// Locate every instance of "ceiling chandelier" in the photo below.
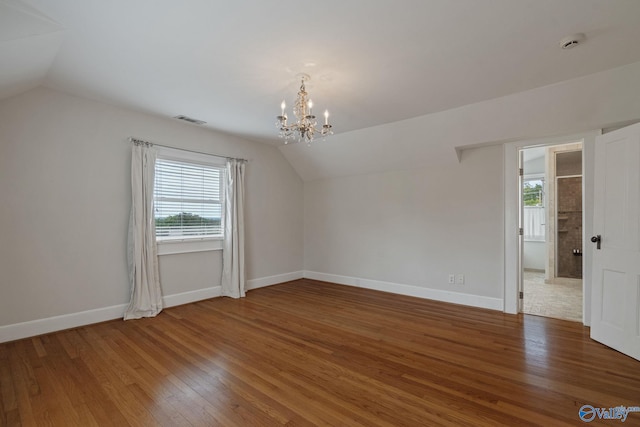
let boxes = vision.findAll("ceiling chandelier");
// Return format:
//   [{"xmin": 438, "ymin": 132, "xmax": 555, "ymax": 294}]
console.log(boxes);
[{"xmin": 276, "ymin": 73, "xmax": 333, "ymax": 144}]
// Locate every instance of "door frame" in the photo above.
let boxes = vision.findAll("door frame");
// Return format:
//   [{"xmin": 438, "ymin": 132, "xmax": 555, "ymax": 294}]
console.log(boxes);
[{"xmin": 503, "ymin": 131, "xmax": 599, "ymax": 325}]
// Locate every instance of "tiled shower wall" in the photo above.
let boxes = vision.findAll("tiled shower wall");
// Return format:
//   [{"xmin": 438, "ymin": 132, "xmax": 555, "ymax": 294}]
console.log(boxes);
[{"xmin": 557, "ymin": 176, "xmax": 582, "ymax": 278}]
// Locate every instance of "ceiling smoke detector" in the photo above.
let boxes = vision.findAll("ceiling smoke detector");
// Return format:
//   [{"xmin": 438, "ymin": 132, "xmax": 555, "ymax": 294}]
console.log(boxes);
[
  {"xmin": 173, "ymin": 115, "xmax": 206, "ymax": 125},
  {"xmin": 559, "ymin": 33, "xmax": 586, "ymax": 49}
]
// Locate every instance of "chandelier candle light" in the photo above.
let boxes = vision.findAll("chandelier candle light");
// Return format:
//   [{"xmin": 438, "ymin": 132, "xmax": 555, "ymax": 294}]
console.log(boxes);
[{"xmin": 276, "ymin": 74, "xmax": 333, "ymax": 144}]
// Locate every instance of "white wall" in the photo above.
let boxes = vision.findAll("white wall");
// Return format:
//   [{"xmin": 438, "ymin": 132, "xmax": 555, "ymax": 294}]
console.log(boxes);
[
  {"xmin": 0, "ymin": 87, "xmax": 303, "ymax": 338},
  {"xmin": 523, "ymin": 156, "xmax": 544, "ymax": 175},
  {"xmin": 304, "ymin": 145, "xmax": 504, "ymax": 309},
  {"xmin": 523, "ymin": 242, "xmax": 545, "ymax": 271},
  {"xmin": 290, "ymin": 60, "xmax": 640, "ymax": 312}
]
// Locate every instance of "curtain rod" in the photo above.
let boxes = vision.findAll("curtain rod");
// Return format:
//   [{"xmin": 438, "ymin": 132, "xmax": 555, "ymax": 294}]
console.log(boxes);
[{"xmin": 128, "ymin": 137, "xmax": 248, "ymax": 162}]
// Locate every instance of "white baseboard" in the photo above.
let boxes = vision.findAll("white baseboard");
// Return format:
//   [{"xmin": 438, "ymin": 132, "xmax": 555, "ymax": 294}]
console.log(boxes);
[
  {"xmin": 163, "ymin": 286, "xmax": 221, "ymax": 307},
  {"xmin": 246, "ymin": 270, "xmax": 304, "ymax": 290},
  {"xmin": 304, "ymin": 271, "xmax": 503, "ymax": 311},
  {"xmin": 0, "ymin": 303, "xmax": 128, "ymax": 344},
  {"xmin": 0, "ymin": 286, "xmax": 223, "ymax": 343},
  {"xmin": 0, "ymin": 270, "xmax": 303, "ymax": 343},
  {"xmin": 2, "ymin": 270, "xmax": 490, "ymax": 343}
]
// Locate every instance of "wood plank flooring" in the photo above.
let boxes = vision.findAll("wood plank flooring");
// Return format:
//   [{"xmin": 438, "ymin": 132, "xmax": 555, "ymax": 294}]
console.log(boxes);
[{"xmin": 1, "ymin": 279, "xmax": 639, "ymax": 426}]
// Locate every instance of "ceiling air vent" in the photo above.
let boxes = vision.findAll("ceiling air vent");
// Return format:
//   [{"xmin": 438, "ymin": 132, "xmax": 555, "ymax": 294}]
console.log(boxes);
[{"xmin": 173, "ymin": 115, "xmax": 206, "ymax": 125}]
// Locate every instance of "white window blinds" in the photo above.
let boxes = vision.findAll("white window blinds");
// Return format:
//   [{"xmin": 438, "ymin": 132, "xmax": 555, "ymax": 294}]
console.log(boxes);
[{"xmin": 154, "ymin": 158, "xmax": 224, "ymax": 240}]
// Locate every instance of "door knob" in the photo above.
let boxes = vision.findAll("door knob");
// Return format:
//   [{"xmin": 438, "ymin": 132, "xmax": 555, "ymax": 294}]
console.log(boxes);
[{"xmin": 591, "ymin": 235, "xmax": 601, "ymax": 250}]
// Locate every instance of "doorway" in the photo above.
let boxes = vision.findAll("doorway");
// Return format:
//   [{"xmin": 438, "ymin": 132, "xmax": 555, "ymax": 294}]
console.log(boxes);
[{"xmin": 520, "ymin": 143, "xmax": 583, "ymax": 322}]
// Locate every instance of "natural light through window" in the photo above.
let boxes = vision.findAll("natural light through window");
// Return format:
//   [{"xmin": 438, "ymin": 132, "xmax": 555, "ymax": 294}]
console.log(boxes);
[
  {"xmin": 154, "ymin": 157, "xmax": 224, "ymax": 241},
  {"xmin": 523, "ymin": 177, "xmax": 545, "ymax": 241}
]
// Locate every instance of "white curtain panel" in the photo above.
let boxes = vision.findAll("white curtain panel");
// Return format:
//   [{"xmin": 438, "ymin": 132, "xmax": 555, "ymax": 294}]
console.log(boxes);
[
  {"xmin": 124, "ymin": 144, "xmax": 163, "ymax": 320},
  {"xmin": 221, "ymin": 159, "xmax": 246, "ymax": 298},
  {"xmin": 524, "ymin": 206, "xmax": 545, "ymax": 241}
]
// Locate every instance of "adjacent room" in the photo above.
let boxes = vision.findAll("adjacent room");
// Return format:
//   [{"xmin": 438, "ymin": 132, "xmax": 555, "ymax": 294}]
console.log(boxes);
[
  {"xmin": 2, "ymin": 1, "xmax": 640, "ymax": 425},
  {"xmin": 521, "ymin": 143, "xmax": 584, "ymax": 322}
]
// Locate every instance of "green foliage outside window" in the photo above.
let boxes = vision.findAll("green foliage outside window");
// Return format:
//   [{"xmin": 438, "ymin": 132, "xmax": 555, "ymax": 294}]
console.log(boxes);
[
  {"xmin": 523, "ymin": 181, "xmax": 543, "ymax": 206},
  {"xmin": 155, "ymin": 212, "xmax": 221, "ymax": 236}
]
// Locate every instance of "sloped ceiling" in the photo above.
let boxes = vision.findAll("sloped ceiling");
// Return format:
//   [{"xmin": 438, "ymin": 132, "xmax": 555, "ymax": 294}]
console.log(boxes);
[
  {"xmin": 280, "ymin": 60, "xmax": 640, "ymax": 181},
  {"xmin": 4, "ymin": 0, "xmax": 640, "ymax": 146},
  {"xmin": 0, "ymin": 0, "xmax": 63, "ymax": 99}
]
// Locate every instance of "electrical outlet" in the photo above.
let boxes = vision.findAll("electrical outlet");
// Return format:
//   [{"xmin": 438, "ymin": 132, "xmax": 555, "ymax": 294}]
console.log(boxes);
[
  {"xmin": 456, "ymin": 274, "xmax": 465, "ymax": 284},
  {"xmin": 448, "ymin": 274, "xmax": 455, "ymax": 284}
]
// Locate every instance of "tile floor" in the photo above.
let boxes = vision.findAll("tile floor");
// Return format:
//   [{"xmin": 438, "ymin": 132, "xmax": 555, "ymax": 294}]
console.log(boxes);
[{"xmin": 523, "ymin": 270, "xmax": 582, "ymax": 322}]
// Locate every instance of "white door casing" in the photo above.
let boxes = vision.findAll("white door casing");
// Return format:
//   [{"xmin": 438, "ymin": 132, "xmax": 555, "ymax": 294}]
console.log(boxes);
[
  {"xmin": 504, "ymin": 131, "xmax": 597, "ymax": 321},
  {"xmin": 590, "ymin": 122, "xmax": 640, "ymax": 361},
  {"xmin": 518, "ymin": 149, "xmax": 525, "ymax": 313}
]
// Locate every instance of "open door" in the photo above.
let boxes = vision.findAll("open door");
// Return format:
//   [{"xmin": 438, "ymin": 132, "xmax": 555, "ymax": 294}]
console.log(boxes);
[
  {"xmin": 517, "ymin": 149, "xmax": 525, "ymax": 313},
  {"xmin": 590, "ymin": 122, "xmax": 640, "ymax": 361}
]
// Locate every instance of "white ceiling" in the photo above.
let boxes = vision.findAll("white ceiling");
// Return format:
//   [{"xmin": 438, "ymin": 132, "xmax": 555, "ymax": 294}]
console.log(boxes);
[
  {"xmin": 3, "ymin": 0, "xmax": 640, "ymax": 144},
  {"xmin": 523, "ymin": 146, "xmax": 547, "ymax": 163}
]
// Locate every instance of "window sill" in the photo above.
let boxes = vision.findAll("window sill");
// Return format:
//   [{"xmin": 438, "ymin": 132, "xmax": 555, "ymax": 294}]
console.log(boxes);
[{"xmin": 157, "ymin": 238, "xmax": 223, "ymax": 256}]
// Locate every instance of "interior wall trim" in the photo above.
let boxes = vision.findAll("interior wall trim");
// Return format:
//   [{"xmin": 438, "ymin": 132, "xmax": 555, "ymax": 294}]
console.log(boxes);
[
  {"xmin": 0, "ymin": 287, "xmax": 222, "ymax": 343},
  {"xmin": 303, "ymin": 271, "xmax": 503, "ymax": 311},
  {"xmin": 0, "ymin": 269, "xmax": 499, "ymax": 343},
  {"xmin": 0, "ymin": 302, "xmax": 130, "ymax": 344},
  {"xmin": 246, "ymin": 271, "xmax": 304, "ymax": 290},
  {"xmin": 0, "ymin": 270, "xmax": 305, "ymax": 343}
]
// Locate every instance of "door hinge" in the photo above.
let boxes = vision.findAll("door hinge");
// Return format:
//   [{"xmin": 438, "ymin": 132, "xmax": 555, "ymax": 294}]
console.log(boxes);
[
  {"xmin": 519, "ymin": 227, "xmax": 524, "ymax": 236},
  {"xmin": 519, "ymin": 168, "xmax": 524, "ymax": 176},
  {"xmin": 519, "ymin": 291, "xmax": 524, "ymax": 299}
]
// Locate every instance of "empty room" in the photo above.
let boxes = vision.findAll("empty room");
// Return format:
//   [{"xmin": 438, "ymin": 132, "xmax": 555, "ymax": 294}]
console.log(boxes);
[{"xmin": 2, "ymin": 1, "xmax": 640, "ymax": 425}]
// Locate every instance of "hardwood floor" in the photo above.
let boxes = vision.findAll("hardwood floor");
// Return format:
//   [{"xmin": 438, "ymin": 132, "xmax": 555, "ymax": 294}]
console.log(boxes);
[{"xmin": 1, "ymin": 279, "xmax": 639, "ymax": 426}]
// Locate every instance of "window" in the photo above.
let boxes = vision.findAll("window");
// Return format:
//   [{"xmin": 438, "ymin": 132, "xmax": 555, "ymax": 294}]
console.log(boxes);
[
  {"xmin": 523, "ymin": 177, "xmax": 545, "ymax": 241},
  {"xmin": 523, "ymin": 178, "xmax": 544, "ymax": 207},
  {"xmin": 153, "ymin": 148, "xmax": 225, "ymax": 252}
]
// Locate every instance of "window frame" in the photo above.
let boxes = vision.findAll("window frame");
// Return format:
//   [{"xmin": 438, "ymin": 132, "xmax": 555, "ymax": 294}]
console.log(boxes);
[{"xmin": 153, "ymin": 146, "xmax": 226, "ymax": 255}]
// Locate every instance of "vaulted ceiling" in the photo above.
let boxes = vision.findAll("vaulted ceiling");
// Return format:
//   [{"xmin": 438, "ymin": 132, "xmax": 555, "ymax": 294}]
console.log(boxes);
[{"xmin": 3, "ymin": 0, "xmax": 640, "ymax": 144}]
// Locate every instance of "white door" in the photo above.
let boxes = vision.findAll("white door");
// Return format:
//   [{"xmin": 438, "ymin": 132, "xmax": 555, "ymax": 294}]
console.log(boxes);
[
  {"xmin": 590, "ymin": 122, "xmax": 640, "ymax": 361},
  {"xmin": 518, "ymin": 149, "xmax": 525, "ymax": 313}
]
